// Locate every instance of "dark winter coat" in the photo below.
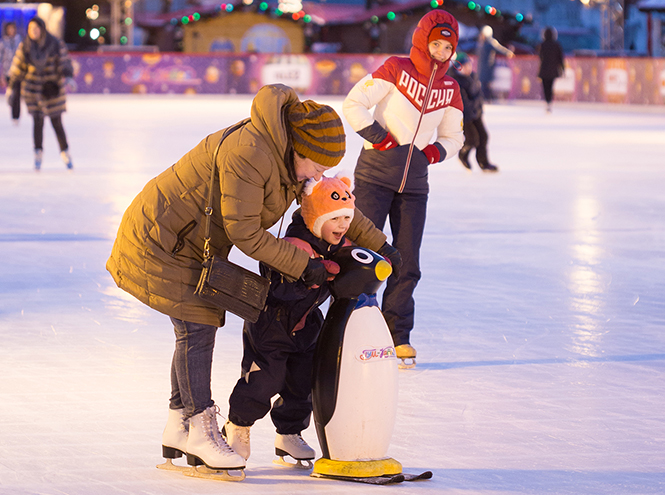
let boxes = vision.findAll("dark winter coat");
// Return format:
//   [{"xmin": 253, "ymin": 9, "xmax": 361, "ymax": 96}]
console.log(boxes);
[
  {"xmin": 8, "ymin": 17, "xmax": 73, "ymax": 117},
  {"xmin": 1, "ymin": 26, "xmax": 21, "ymax": 79},
  {"xmin": 476, "ymin": 35, "xmax": 512, "ymax": 85},
  {"xmin": 538, "ymin": 29, "xmax": 565, "ymax": 81},
  {"xmin": 249, "ymin": 210, "xmax": 348, "ymax": 345},
  {"xmin": 448, "ymin": 67, "xmax": 483, "ymax": 123},
  {"xmin": 106, "ymin": 84, "xmax": 387, "ymax": 327}
]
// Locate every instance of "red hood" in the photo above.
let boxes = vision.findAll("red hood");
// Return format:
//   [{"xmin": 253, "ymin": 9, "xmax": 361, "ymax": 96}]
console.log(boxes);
[{"xmin": 409, "ymin": 10, "xmax": 459, "ymax": 79}]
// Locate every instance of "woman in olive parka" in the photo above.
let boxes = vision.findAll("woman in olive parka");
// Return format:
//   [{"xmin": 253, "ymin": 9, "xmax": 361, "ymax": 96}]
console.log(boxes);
[{"xmin": 107, "ymin": 84, "xmax": 398, "ymax": 473}]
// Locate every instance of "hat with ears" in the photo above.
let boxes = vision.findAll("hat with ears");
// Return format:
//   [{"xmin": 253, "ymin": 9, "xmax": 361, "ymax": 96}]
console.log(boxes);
[{"xmin": 301, "ymin": 173, "xmax": 355, "ymax": 238}]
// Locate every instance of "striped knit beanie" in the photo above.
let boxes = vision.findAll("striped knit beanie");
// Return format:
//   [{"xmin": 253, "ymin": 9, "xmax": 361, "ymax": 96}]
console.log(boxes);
[{"xmin": 287, "ymin": 100, "xmax": 346, "ymax": 168}]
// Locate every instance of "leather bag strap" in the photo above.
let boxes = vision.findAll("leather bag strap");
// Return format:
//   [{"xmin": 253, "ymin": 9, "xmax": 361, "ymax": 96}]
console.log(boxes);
[{"xmin": 202, "ymin": 118, "xmax": 250, "ymax": 260}]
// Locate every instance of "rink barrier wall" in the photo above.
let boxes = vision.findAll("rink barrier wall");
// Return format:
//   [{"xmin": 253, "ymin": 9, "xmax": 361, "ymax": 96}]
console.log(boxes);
[{"xmin": 68, "ymin": 53, "xmax": 665, "ymax": 105}]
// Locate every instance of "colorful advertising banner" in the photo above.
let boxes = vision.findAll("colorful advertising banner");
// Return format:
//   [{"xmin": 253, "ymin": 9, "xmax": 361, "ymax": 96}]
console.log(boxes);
[{"xmin": 70, "ymin": 52, "xmax": 665, "ymax": 105}]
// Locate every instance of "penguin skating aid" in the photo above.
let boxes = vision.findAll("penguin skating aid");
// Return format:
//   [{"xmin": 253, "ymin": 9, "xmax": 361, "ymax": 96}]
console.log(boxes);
[{"xmin": 310, "ymin": 247, "xmax": 431, "ymax": 484}]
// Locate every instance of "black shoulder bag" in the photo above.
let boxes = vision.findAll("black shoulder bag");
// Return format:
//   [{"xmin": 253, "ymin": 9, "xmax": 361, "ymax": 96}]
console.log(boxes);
[{"xmin": 194, "ymin": 119, "xmax": 270, "ymax": 323}]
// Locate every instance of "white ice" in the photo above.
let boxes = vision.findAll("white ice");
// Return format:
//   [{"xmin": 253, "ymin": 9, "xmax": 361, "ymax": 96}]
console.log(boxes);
[{"xmin": 1, "ymin": 95, "xmax": 664, "ymax": 495}]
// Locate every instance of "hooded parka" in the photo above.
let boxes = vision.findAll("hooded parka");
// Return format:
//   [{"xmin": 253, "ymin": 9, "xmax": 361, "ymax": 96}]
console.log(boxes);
[
  {"xmin": 342, "ymin": 9, "xmax": 464, "ymax": 194},
  {"xmin": 106, "ymin": 84, "xmax": 387, "ymax": 327}
]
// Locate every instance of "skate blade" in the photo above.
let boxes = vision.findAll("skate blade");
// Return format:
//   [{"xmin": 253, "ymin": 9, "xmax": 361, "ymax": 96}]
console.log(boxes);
[
  {"xmin": 398, "ymin": 358, "xmax": 416, "ymax": 370},
  {"xmin": 273, "ymin": 456, "xmax": 313, "ymax": 470},
  {"xmin": 182, "ymin": 465, "xmax": 246, "ymax": 482},
  {"xmin": 156, "ymin": 459, "xmax": 189, "ymax": 472}
]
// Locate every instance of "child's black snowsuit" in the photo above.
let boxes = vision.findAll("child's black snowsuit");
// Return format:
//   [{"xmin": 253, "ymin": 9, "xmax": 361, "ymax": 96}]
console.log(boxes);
[{"xmin": 228, "ymin": 209, "xmax": 348, "ymax": 434}]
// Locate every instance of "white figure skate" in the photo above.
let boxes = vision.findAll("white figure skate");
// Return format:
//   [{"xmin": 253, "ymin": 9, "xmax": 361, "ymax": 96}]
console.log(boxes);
[
  {"xmin": 222, "ymin": 420, "xmax": 251, "ymax": 460},
  {"xmin": 156, "ymin": 408, "xmax": 189, "ymax": 472},
  {"xmin": 183, "ymin": 406, "xmax": 246, "ymax": 481},
  {"xmin": 273, "ymin": 433, "xmax": 315, "ymax": 469}
]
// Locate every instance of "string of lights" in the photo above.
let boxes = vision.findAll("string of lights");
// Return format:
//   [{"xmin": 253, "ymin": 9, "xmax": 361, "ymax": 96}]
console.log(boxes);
[{"xmin": 74, "ymin": 0, "xmax": 529, "ymax": 47}]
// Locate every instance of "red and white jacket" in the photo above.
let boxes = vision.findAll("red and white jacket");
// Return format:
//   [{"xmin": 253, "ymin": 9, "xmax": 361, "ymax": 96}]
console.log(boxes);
[
  {"xmin": 343, "ymin": 10, "xmax": 464, "ymax": 194},
  {"xmin": 344, "ymin": 57, "xmax": 464, "ymax": 155}
]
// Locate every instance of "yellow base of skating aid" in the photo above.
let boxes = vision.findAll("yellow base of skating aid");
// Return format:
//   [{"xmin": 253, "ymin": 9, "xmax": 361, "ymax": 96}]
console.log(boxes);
[{"xmin": 312, "ymin": 457, "xmax": 402, "ymax": 478}]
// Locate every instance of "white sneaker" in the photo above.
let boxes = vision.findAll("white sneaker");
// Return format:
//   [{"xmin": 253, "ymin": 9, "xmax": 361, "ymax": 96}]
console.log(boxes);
[
  {"xmin": 161, "ymin": 408, "xmax": 188, "ymax": 459},
  {"xmin": 275, "ymin": 433, "xmax": 315, "ymax": 460},
  {"xmin": 60, "ymin": 150, "xmax": 73, "ymax": 169},
  {"xmin": 223, "ymin": 420, "xmax": 251, "ymax": 460},
  {"xmin": 34, "ymin": 149, "xmax": 43, "ymax": 171},
  {"xmin": 186, "ymin": 406, "xmax": 245, "ymax": 470}
]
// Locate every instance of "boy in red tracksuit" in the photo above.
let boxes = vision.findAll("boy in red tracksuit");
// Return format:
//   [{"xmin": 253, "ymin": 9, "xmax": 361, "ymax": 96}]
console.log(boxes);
[{"xmin": 343, "ymin": 10, "xmax": 464, "ymax": 367}]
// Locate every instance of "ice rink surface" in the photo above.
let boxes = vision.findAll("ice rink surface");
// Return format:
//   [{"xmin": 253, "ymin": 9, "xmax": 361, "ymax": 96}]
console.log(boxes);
[{"xmin": 1, "ymin": 94, "xmax": 664, "ymax": 495}]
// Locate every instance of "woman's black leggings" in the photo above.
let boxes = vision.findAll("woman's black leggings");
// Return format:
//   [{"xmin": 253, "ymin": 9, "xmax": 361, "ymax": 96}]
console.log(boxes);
[
  {"xmin": 542, "ymin": 78, "xmax": 555, "ymax": 104},
  {"xmin": 33, "ymin": 114, "xmax": 68, "ymax": 152},
  {"xmin": 8, "ymin": 79, "xmax": 20, "ymax": 120}
]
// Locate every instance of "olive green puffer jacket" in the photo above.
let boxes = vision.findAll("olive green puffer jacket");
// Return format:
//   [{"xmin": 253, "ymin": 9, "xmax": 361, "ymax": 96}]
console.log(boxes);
[{"xmin": 107, "ymin": 84, "xmax": 386, "ymax": 327}]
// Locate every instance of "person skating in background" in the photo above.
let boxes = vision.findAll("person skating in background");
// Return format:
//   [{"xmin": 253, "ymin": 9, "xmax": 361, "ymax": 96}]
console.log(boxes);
[
  {"xmin": 224, "ymin": 174, "xmax": 397, "ymax": 465},
  {"xmin": 343, "ymin": 9, "xmax": 464, "ymax": 368},
  {"xmin": 538, "ymin": 27, "xmax": 565, "ymax": 113},
  {"xmin": 475, "ymin": 25, "xmax": 514, "ymax": 103},
  {"xmin": 107, "ymin": 84, "xmax": 394, "ymax": 477},
  {"xmin": 6, "ymin": 16, "xmax": 76, "ymax": 171},
  {"xmin": 448, "ymin": 52, "xmax": 498, "ymax": 173},
  {"xmin": 1, "ymin": 21, "xmax": 22, "ymax": 123}
]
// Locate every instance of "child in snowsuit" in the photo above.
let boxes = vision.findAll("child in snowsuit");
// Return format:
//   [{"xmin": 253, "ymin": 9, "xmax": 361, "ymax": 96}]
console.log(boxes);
[
  {"xmin": 447, "ymin": 52, "xmax": 498, "ymax": 172},
  {"xmin": 223, "ymin": 174, "xmax": 400, "ymax": 463},
  {"xmin": 343, "ymin": 9, "xmax": 464, "ymax": 365}
]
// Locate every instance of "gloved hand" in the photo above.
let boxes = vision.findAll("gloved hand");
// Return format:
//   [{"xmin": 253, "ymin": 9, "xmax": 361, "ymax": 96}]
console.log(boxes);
[
  {"xmin": 422, "ymin": 144, "xmax": 441, "ymax": 164},
  {"xmin": 301, "ymin": 257, "xmax": 329, "ymax": 288},
  {"xmin": 377, "ymin": 242, "xmax": 402, "ymax": 279},
  {"xmin": 284, "ymin": 236, "xmax": 315, "ymax": 257},
  {"xmin": 64, "ymin": 77, "xmax": 78, "ymax": 93},
  {"xmin": 372, "ymin": 132, "xmax": 398, "ymax": 151},
  {"xmin": 321, "ymin": 259, "xmax": 340, "ymax": 281}
]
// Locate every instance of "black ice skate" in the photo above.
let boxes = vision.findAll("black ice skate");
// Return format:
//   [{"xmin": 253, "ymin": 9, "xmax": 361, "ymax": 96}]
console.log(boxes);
[
  {"xmin": 458, "ymin": 149, "xmax": 472, "ymax": 170},
  {"xmin": 479, "ymin": 163, "xmax": 499, "ymax": 173}
]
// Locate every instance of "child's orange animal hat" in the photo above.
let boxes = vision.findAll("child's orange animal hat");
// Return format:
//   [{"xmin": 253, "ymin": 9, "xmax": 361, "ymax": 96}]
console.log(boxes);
[{"xmin": 301, "ymin": 173, "xmax": 355, "ymax": 238}]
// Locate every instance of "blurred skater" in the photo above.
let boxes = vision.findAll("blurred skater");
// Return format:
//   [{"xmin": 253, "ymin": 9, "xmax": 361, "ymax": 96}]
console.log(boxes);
[
  {"xmin": 448, "ymin": 52, "xmax": 498, "ymax": 172},
  {"xmin": 475, "ymin": 25, "xmax": 514, "ymax": 102},
  {"xmin": 1, "ymin": 21, "xmax": 22, "ymax": 123},
  {"xmin": 538, "ymin": 27, "xmax": 565, "ymax": 113},
  {"xmin": 7, "ymin": 17, "xmax": 76, "ymax": 171},
  {"xmin": 343, "ymin": 9, "xmax": 464, "ymax": 367}
]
